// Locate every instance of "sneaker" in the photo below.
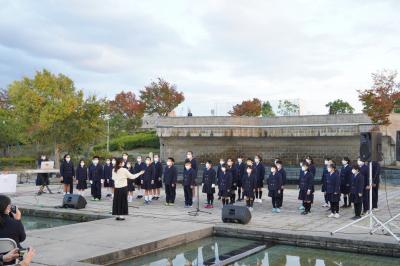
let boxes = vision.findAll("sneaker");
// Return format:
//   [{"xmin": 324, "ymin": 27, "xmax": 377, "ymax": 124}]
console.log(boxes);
[
  {"xmin": 91, "ymin": 197, "xmax": 96, "ymax": 201},
  {"xmin": 328, "ymin": 213, "xmax": 335, "ymax": 218},
  {"xmin": 249, "ymin": 207, "xmax": 253, "ymax": 212},
  {"xmin": 301, "ymin": 211, "xmax": 309, "ymax": 215},
  {"xmin": 299, "ymin": 205, "xmax": 305, "ymax": 210},
  {"xmin": 372, "ymin": 208, "xmax": 379, "ymax": 211},
  {"xmin": 259, "ymin": 199, "xmax": 263, "ymax": 203},
  {"xmin": 128, "ymin": 196, "xmax": 133, "ymax": 203},
  {"xmin": 352, "ymin": 216, "xmax": 361, "ymax": 220},
  {"xmin": 209, "ymin": 204, "xmax": 214, "ymax": 208},
  {"xmin": 276, "ymin": 208, "xmax": 281, "ymax": 213},
  {"xmin": 334, "ymin": 213, "xmax": 340, "ymax": 219},
  {"xmin": 136, "ymin": 195, "xmax": 142, "ymax": 199},
  {"xmin": 272, "ymin": 208, "xmax": 276, "ymax": 213},
  {"xmin": 169, "ymin": 203, "xmax": 175, "ymax": 206},
  {"xmin": 204, "ymin": 204, "xmax": 210, "ymax": 209},
  {"xmin": 165, "ymin": 203, "xmax": 170, "ymax": 206},
  {"xmin": 322, "ymin": 203, "xmax": 329, "ymax": 207}
]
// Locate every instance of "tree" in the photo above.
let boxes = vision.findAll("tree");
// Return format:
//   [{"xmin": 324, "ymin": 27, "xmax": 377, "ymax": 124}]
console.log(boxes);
[
  {"xmin": 0, "ymin": 89, "xmax": 22, "ymax": 156},
  {"xmin": 140, "ymin": 78, "xmax": 184, "ymax": 116},
  {"xmin": 261, "ymin": 101, "xmax": 275, "ymax": 117},
  {"xmin": 7, "ymin": 69, "xmax": 106, "ymax": 166},
  {"xmin": 358, "ymin": 70, "xmax": 400, "ymax": 125},
  {"xmin": 228, "ymin": 98, "xmax": 262, "ymax": 116},
  {"xmin": 325, "ymin": 99, "xmax": 354, "ymax": 114},
  {"xmin": 277, "ymin": 100, "xmax": 300, "ymax": 116},
  {"xmin": 108, "ymin": 91, "xmax": 145, "ymax": 137}
]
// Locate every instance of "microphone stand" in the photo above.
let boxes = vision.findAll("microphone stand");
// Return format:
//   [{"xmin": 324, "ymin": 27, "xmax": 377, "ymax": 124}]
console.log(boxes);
[{"xmin": 188, "ymin": 180, "xmax": 212, "ymax": 216}]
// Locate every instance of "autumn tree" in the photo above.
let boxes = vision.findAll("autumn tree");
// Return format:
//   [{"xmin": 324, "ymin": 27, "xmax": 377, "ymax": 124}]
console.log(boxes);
[
  {"xmin": 358, "ymin": 70, "xmax": 400, "ymax": 125},
  {"xmin": 0, "ymin": 89, "xmax": 22, "ymax": 156},
  {"xmin": 261, "ymin": 101, "xmax": 275, "ymax": 117},
  {"xmin": 228, "ymin": 98, "xmax": 262, "ymax": 116},
  {"xmin": 277, "ymin": 100, "xmax": 300, "ymax": 116},
  {"xmin": 108, "ymin": 91, "xmax": 145, "ymax": 137},
  {"xmin": 325, "ymin": 99, "xmax": 354, "ymax": 114},
  {"xmin": 140, "ymin": 78, "xmax": 184, "ymax": 116}
]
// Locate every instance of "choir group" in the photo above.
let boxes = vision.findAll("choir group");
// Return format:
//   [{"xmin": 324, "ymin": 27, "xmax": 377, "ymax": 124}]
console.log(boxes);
[{"xmin": 35, "ymin": 151, "xmax": 381, "ymax": 221}]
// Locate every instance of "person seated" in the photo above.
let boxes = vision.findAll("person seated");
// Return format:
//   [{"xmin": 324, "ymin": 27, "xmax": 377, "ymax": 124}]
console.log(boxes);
[{"xmin": 0, "ymin": 247, "xmax": 35, "ymax": 266}]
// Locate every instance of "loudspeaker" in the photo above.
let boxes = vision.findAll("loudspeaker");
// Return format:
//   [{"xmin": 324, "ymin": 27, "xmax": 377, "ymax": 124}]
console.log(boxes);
[
  {"xmin": 360, "ymin": 132, "xmax": 383, "ymax": 162},
  {"xmin": 221, "ymin": 205, "xmax": 251, "ymax": 224},
  {"xmin": 62, "ymin": 194, "xmax": 87, "ymax": 209}
]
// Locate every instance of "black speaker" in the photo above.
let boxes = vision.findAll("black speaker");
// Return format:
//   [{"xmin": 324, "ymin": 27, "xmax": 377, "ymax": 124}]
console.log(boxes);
[
  {"xmin": 360, "ymin": 132, "xmax": 383, "ymax": 162},
  {"xmin": 221, "ymin": 205, "xmax": 251, "ymax": 224},
  {"xmin": 62, "ymin": 194, "xmax": 87, "ymax": 209}
]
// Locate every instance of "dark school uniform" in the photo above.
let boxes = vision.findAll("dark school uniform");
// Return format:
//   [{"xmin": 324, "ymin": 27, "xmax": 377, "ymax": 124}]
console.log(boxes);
[
  {"xmin": 268, "ymin": 171, "xmax": 283, "ymax": 198},
  {"xmin": 103, "ymin": 163, "xmax": 113, "ymax": 188},
  {"xmin": 202, "ymin": 167, "xmax": 217, "ymax": 194},
  {"xmin": 142, "ymin": 164, "xmax": 155, "ymax": 190},
  {"xmin": 133, "ymin": 162, "xmax": 146, "ymax": 186},
  {"xmin": 236, "ymin": 162, "xmax": 246, "ymax": 188},
  {"xmin": 298, "ymin": 171, "xmax": 314, "ymax": 202},
  {"xmin": 360, "ymin": 163, "xmax": 370, "ymax": 212},
  {"xmin": 183, "ymin": 168, "xmax": 196, "ymax": 206},
  {"xmin": 254, "ymin": 162, "xmax": 265, "ymax": 188},
  {"xmin": 277, "ymin": 167, "xmax": 287, "ymax": 207},
  {"xmin": 218, "ymin": 171, "xmax": 233, "ymax": 198},
  {"xmin": 321, "ymin": 166, "xmax": 329, "ymax": 203},
  {"xmin": 60, "ymin": 160, "xmax": 75, "ymax": 185},
  {"xmin": 242, "ymin": 172, "xmax": 257, "ymax": 198},
  {"xmin": 163, "ymin": 165, "xmax": 178, "ymax": 203},
  {"xmin": 153, "ymin": 161, "xmax": 163, "ymax": 189},
  {"xmin": 350, "ymin": 172, "xmax": 364, "ymax": 217},
  {"xmin": 372, "ymin": 161, "xmax": 381, "ymax": 209},
  {"xmin": 36, "ymin": 159, "xmax": 49, "ymax": 186},
  {"xmin": 340, "ymin": 164, "xmax": 352, "ymax": 194},
  {"xmin": 89, "ymin": 163, "xmax": 103, "ymax": 199},
  {"xmin": 76, "ymin": 165, "xmax": 88, "ymax": 190},
  {"xmin": 127, "ymin": 166, "xmax": 135, "ymax": 192},
  {"xmin": 326, "ymin": 171, "xmax": 341, "ymax": 202}
]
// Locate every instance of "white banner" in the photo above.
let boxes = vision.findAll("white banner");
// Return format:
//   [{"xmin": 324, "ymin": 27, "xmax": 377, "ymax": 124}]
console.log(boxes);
[{"xmin": 0, "ymin": 174, "xmax": 17, "ymax": 194}]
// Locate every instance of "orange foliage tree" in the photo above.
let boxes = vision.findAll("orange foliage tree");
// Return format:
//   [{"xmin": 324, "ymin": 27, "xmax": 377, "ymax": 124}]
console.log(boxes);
[{"xmin": 228, "ymin": 98, "xmax": 262, "ymax": 116}]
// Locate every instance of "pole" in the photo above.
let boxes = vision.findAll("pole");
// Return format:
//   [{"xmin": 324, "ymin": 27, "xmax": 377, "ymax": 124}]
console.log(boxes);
[{"xmin": 106, "ymin": 118, "xmax": 110, "ymax": 152}]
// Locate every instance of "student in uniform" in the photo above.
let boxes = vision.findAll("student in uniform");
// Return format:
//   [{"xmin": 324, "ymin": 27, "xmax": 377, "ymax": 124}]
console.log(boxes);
[
  {"xmin": 122, "ymin": 153, "xmax": 129, "ymax": 167},
  {"xmin": 227, "ymin": 158, "xmax": 238, "ymax": 204},
  {"xmin": 267, "ymin": 164, "xmax": 283, "ymax": 213},
  {"xmin": 60, "ymin": 154, "xmax": 75, "ymax": 195},
  {"xmin": 216, "ymin": 158, "xmax": 225, "ymax": 200},
  {"xmin": 321, "ymin": 158, "xmax": 331, "ymax": 208},
  {"xmin": 372, "ymin": 161, "xmax": 381, "ymax": 210},
  {"xmin": 88, "ymin": 156, "xmax": 103, "ymax": 201},
  {"xmin": 305, "ymin": 155, "xmax": 316, "ymax": 177},
  {"xmin": 163, "ymin": 157, "xmax": 178, "ymax": 206},
  {"xmin": 298, "ymin": 161, "xmax": 305, "ymax": 210},
  {"xmin": 142, "ymin": 157, "xmax": 155, "ymax": 204},
  {"xmin": 350, "ymin": 164, "xmax": 364, "ymax": 219},
  {"xmin": 126, "ymin": 162, "xmax": 135, "ymax": 202},
  {"xmin": 254, "ymin": 155, "xmax": 265, "ymax": 203},
  {"xmin": 202, "ymin": 160, "xmax": 217, "ymax": 208},
  {"xmin": 340, "ymin": 157, "xmax": 352, "ymax": 208},
  {"xmin": 111, "ymin": 158, "xmax": 144, "ymax": 221},
  {"xmin": 275, "ymin": 160, "xmax": 286, "ymax": 208},
  {"xmin": 298, "ymin": 161, "xmax": 314, "ymax": 215},
  {"xmin": 218, "ymin": 163, "xmax": 232, "ymax": 206},
  {"xmin": 242, "ymin": 166, "xmax": 257, "ymax": 211},
  {"xmin": 236, "ymin": 155, "xmax": 246, "ymax": 202},
  {"xmin": 109, "ymin": 158, "xmax": 116, "ymax": 199},
  {"xmin": 36, "ymin": 154, "xmax": 50, "ymax": 195},
  {"xmin": 152, "ymin": 154, "xmax": 163, "ymax": 200},
  {"xmin": 326, "ymin": 163, "xmax": 341, "ymax": 218},
  {"xmin": 134, "ymin": 155, "xmax": 146, "ymax": 199},
  {"xmin": 103, "ymin": 158, "xmax": 113, "ymax": 199},
  {"xmin": 183, "ymin": 159, "xmax": 196, "ymax": 208},
  {"xmin": 186, "ymin": 151, "xmax": 198, "ymax": 202},
  {"xmin": 358, "ymin": 158, "xmax": 370, "ymax": 215},
  {"xmin": 76, "ymin": 159, "xmax": 88, "ymax": 195}
]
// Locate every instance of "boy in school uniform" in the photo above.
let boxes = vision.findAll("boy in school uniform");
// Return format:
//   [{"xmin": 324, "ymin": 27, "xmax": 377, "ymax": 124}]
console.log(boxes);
[
  {"xmin": 340, "ymin": 157, "xmax": 352, "ymax": 208},
  {"xmin": 242, "ymin": 166, "xmax": 257, "ymax": 211},
  {"xmin": 321, "ymin": 158, "xmax": 331, "ymax": 208},
  {"xmin": 372, "ymin": 161, "xmax": 381, "ymax": 210},
  {"xmin": 142, "ymin": 157, "xmax": 155, "ymax": 204},
  {"xmin": 152, "ymin": 154, "xmax": 163, "ymax": 200},
  {"xmin": 202, "ymin": 160, "xmax": 217, "ymax": 208},
  {"xmin": 218, "ymin": 163, "xmax": 232, "ymax": 206},
  {"xmin": 163, "ymin": 157, "xmax": 178, "ymax": 206},
  {"xmin": 88, "ymin": 156, "xmax": 103, "ymax": 201},
  {"xmin": 275, "ymin": 160, "xmax": 286, "ymax": 208},
  {"xmin": 227, "ymin": 158, "xmax": 238, "ymax": 204},
  {"xmin": 254, "ymin": 155, "xmax": 265, "ymax": 203},
  {"xmin": 186, "ymin": 151, "xmax": 198, "ymax": 202},
  {"xmin": 134, "ymin": 156, "xmax": 146, "ymax": 199},
  {"xmin": 326, "ymin": 163, "xmax": 341, "ymax": 218},
  {"xmin": 268, "ymin": 164, "xmax": 283, "ymax": 213},
  {"xmin": 298, "ymin": 161, "xmax": 314, "ymax": 215},
  {"xmin": 183, "ymin": 159, "xmax": 196, "ymax": 208},
  {"xmin": 358, "ymin": 158, "xmax": 370, "ymax": 215},
  {"xmin": 217, "ymin": 158, "xmax": 225, "ymax": 200},
  {"xmin": 103, "ymin": 158, "xmax": 113, "ymax": 199},
  {"xmin": 350, "ymin": 164, "xmax": 364, "ymax": 219},
  {"xmin": 236, "ymin": 155, "xmax": 246, "ymax": 202}
]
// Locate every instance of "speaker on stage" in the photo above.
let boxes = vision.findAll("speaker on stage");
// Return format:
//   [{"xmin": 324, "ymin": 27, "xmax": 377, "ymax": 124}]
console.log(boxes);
[
  {"xmin": 221, "ymin": 205, "xmax": 251, "ymax": 224},
  {"xmin": 360, "ymin": 131, "xmax": 383, "ymax": 162},
  {"xmin": 62, "ymin": 194, "xmax": 87, "ymax": 209}
]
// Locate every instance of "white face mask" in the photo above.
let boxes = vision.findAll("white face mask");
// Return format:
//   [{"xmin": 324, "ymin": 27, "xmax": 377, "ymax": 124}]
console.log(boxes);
[
  {"xmin": 93, "ymin": 160, "xmax": 98, "ymax": 165},
  {"xmin": 206, "ymin": 163, "xmax": 210, "ymax": 169},
  {"xmin": 41, "ymin": 156, "xmax": 46, "ymax": 160},
  {"xmin": 246, "ymin": 169, "xmax": 252, "ymax": 175},
  {"xmin": 301, "ymin": 166, "xmax": 306, "ymax": 171},
  {"xmin": 137, "ymin": 158, "xmax": 142, "ymax": 163},
  {"xmin": 106, "ymin": 160, "xmax": 111, "ymax": 165},
  {"xmin": 222, "ymin": 167, "xmax": 226, "ymax": 172},
  {"xmin": 66, "ymin": 158, "xmax": 70, "ymax": 162},
  {"xmin": 271, "ymin": 168, "xmax": 276, "ymax": 173},
  {"xmin": 254, "ymin": 158, "xmax": 260, "ymax": 163},
  {"xmin": 327, "ymin": 168, "xmax": 333, "ymax": 173},
  {"xmin": 238, "ymin": 158, "xmax": 243, "ymax": 164},
  {"xmin": 220, "ymin": 161, "xmax": 224, "ymax": 165},
  {"xmin": 123, "ymin": 155, "xmax": 128, "ymax": 160},
  {"xmin": 342, "ymin": 160, "xmax": 347, "ymax": 165},
  {"xmin": 167, "ymin": 161, "xmax": 172, "ymax": 166},
  {"xmin": 352, "ymin": 169, "xmax": 357, "ymax": 175},
  {"xmin": 185, "ymin": 166, "xmax": 190, "ymax": 170},
  {"xmin": 80, "ymin": 163, "xmax": 84, "ymax": 167},
  {"xmin": 324, "ymin": 160, "xmax": 329, "ymax": 165},
  {"xmin": 357, "ymin": 160, "xmax": 363, "ymax": 166},
  {"xmin": 154, "ymin": 157, "xmax": 159, "ymax": 162},
  {"xmin": 306, "ymin": 159, "xmax": 311, "ymax": 164},
  {"xmin": 112, "ymin": 160, "xmax": 116, "ymax": 165}
]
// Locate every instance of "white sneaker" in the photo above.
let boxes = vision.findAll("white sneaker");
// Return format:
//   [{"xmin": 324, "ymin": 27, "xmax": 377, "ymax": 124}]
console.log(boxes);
[
  {"xmin": 322, "ymin": 203, "xmax": 329, "ymax": 208},
  {"xmin": 334, "ymin": 213, "xmax": 340, "ymax": 218},
  {"xmin": 128, "ymin": 196, "xmax": 132, "ymax": 203},
  {"xmin": 249, "ymin": 207, "xmax": 253, "ymax": 212},
  {"xmin": 259, "ymin": 198, "xmax": 263, "ymax": 203},
  {"xmin": 328, "ymin": 213, "xmax": 335, "ymax": 218}
]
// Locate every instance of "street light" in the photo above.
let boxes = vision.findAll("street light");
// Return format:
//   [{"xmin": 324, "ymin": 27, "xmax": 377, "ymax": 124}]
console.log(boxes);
[{"xmin": 104, "ymin": 114, "xmax": 110, "ymax": 152}]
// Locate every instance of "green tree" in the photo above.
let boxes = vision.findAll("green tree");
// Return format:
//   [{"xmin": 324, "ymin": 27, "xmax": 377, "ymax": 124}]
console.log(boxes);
[
  {"xmin": 277, "ymin": 100, "xmax": 300, "ymax": 116},
  {"xmin": 261, "ymin": 101, "xmax": 275, "ymax": 117},
  {"xmin": 325, "ymin": 99, "xmax": 354, "ymax": 114}
]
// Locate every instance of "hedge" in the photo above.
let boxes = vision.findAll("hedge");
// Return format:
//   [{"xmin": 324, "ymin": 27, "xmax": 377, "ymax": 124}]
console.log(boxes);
[
  {"xmin": 0, "ymin": 156, "xmax": 36, "ymax": 169},
  {"xmin": 93, "ymin": 131, "xmax": 159, "ymax": 152}
]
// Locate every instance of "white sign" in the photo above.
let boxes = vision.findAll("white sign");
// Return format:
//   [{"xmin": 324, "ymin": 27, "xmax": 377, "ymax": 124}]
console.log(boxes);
[{"xmin": 0, "ymin": 174, "xmax": 17, "ymax": 194}]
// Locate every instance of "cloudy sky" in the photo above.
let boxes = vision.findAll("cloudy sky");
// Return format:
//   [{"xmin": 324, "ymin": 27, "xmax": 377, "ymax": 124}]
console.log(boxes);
[{"xmin": 0, "ymin": 0, "xmax": 399, "ymax": 116}]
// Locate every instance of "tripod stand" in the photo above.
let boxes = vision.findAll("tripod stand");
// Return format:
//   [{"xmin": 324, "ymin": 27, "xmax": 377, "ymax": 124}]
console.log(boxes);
[
  {"xmin": 188, "ymin": 183, "xmax": 211, "ymax": 216},
  {"xmin": 331, "ymin": 162, "xmax": 400, "ymax": 242}
]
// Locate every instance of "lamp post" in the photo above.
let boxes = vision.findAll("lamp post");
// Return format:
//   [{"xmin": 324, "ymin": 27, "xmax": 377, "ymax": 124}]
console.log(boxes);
[{"xmin": 104, "ymin": 114, "xmax": 110, "ymax": 152}]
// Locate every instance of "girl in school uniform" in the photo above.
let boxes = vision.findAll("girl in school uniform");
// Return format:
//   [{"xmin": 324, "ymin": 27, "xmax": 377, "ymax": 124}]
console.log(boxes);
[
  {"xmin": 60, "ymin": 154, "xmax": 75, "ymax": 195},
  {"xmin": 298, "ymin": 161, "xmax": 314, "ymax": 215},
  {"xmin": 326, "ymin": 164, "xmax": 341, "ymax": 218},
  {"xmin": 268, "ymin": 165, "xmax": 283, "ymax": 213},
  {"xmin": 242, "ymin": 166, "xmax": 257, "ymax": 211},
  {"xmin": 112, "ymin": 158, "xmax": 144, "ymax": 220},
  {"xmin": 305, "ymin": 155, "xmax": 316, "ymax": 177},
  {"xmin": 202, "ymin": 160, "xmax": 217, "ymax": 208},
  {"xmin": 152, "ymin": 154, "xmax": 163, "ymax": 200},
  {"xmin": 103, "ymin": 158, "xmax": 113, "ymax": 199},
  {"xmin": 340, "ymin": 157, "xmax": 352, "ymax": 208},
  {"xmin": 126, "ymin": 162, "xmax": 135, "ymax": 202},
  {"xmin": 254, "ymin": 155, "xmax": 265, "ymax": 203},
  {"xmin": 75, "ymin": 159, "xmax": 88, "ymax": 195},
  {"xmin": 275, "ymin": 160, "xmax": 286, "ymax": 208},
  {"xmin": 36, "ymin": 154, "xmax": 50, "ymax": 195},
  {"xmin": 321, "ymin": 158, "xmax": 330, "ymax": 208},
  {"xmin": 227, "ymin": 158, "xmax": 238, "ymax": 204},
  {"xmin": 236, "ymin": 155, "xmax": 246, "ymax": 202},
  {"xmin": 218, "ymin": 164, "xmax": 232, "ymax": 206},
  {"xmin": 134, "ymin": 156, "xmax": 146, "ymax": 199},
  {"xmin": 350, "ymin": 164, "xmax": 364, "ymax": 219},
  {"xmin": 142, "ymin": 157, "xmax": 155, "ymax": 204},
  {"xmin": 217, "ymin": 158, "xmax": 225, "ymax": 200}
]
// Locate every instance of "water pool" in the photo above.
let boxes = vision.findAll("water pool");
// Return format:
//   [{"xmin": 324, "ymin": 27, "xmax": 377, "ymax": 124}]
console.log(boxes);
[{"xmin": 22, "ymin": 215, "xmax": 78, "ymax": 230}]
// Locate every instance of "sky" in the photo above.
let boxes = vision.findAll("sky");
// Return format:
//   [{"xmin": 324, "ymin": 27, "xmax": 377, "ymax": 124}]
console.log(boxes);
[{"xmin": 0, "ymin": 0, "xmax": 399, "ymax": 116}]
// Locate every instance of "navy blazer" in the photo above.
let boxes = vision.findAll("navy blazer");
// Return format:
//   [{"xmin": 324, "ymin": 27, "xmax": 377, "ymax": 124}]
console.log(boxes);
[
  {"xmin": 163, "ymin": 165, "xmax": 178, "ymax": 185},
  {"xmin": 299, "ymin": 171, "xmax": 313, "ymax": 191},
  {"xmin": 103, "ymin": 164, "xmax": 113, "ymax": 180},
  {"xmin": 268, "ymin": 172, "xmax": 283, "ymax": 191},
  {"xmin": 75, "ymin": 166, "xmax": 88, "ymax": 181},
  {"xmin": 351, "ymin": 173, "xmax": 364, "ymax": 195},
  {"xmin": 242, "ymin": 172, "xmax": 257, "ymax": 192},
  {"xmin": 326, "ymin": 171, "xmax": 341, "ymax": 194},
  {"xmin": 219, "ymin": 171, "xmax": 233, "ymax": 191},
  {"xmin": 340, "ymin": 164, "xmax": 352, "ymax": 187},
  {"xmin": 60, "ymin": 161, "xmax": 75, "ymax": 178},
  {"xmin": 88, "ymin": 163, "xmax": 103, "ymax": 181},
  {"xmin": 183, "ymin": 168, "xmax": 196, "ymax": 186},
  {"xmin": 254, "ymin": 162, "xmax": 265, "ymax": 181},
  {"xmin": 202, "ymin": 167, "xmax": 216, "ymax": 193}
]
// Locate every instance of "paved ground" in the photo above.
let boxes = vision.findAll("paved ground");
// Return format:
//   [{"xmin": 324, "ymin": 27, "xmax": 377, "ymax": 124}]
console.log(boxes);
[{"xmin": 7, "ymin": 182, "xmax": 400, "ymax": 265}]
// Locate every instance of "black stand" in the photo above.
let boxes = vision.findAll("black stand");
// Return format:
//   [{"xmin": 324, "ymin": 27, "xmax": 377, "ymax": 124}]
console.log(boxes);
[{"xmin": 188, "ymin": 184, "xmax": 211, "ymax": 216}]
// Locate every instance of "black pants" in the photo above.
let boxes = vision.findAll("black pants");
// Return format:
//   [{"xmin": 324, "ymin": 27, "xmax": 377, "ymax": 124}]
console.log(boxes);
[
  {"xmin": 272, "ymin": 196, "xmax": 281, "ymax": 208},
  {"xmin": 330, "ymin": 201, "xmax": 339, "ymax": 213},
  {"xmin": 303, "ymin": 201, "xmax": 312, "ymax": 212},
  {"xmin": 372, "ymin": 187, "xmax": 378, "ymax": 209},
  {"xmin": 230, "ymin": 190, "xmax": 236, "ymax": 203},
  {"xmin": 207, "ymin": 193, "xmax": 214, "ymax": 204},
  {"xmin": 324, "ymin": 193, "xmax": 329, "ymax": 204},
  {"xmin": 246, "ymin": 198, "xmax": 254, "ymax": 207},
  {"xmin": 363, "ymin": 189, "xmax": 370, "ymax": 212},
  {"xmin": 237, "ymin": 187, "xmax": 243, "ymax": 200},
  {"xmin": 165, "ymin": 184, "xmax": 176, "ymax": 203},
  {"xmin": 184, "ymin": 185, "xmax": 193, "ymax": 206},
  {"xmin": 354, "ymin": 202, "xmax": 362, "ymax": 217},
  {"xmin": 277, "ymin": 189, "xmax": 284, "ymax": 207},
  {"xmin": 70, "ymin": 182, "xmax": 74, "ymax": 194},
  {"xmin": 91, "ymin": 180, "xmax": 101, "ymax": 199}
]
